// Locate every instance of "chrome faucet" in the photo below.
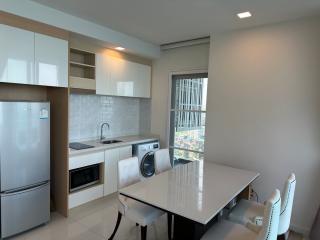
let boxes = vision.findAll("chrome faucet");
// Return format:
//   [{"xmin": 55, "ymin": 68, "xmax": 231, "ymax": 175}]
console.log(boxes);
[{"xmin": 100, "ymin": 122, "xmax": 110, "ymax": 141}]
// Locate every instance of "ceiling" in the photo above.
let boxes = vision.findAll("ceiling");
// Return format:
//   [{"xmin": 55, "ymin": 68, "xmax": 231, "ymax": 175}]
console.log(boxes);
[{"xmin": 31, "ymin": 0, "xmax": 320, "ymax": 45}]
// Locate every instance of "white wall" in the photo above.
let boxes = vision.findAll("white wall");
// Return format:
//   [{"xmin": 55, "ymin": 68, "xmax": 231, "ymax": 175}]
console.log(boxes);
[
  {"xmin": 151, "ymin": 44, "xmax": 210, "ymax": 147},
  {"xmin": 205, "ymin": 16, "xmax": 320, "ymax": 235}
]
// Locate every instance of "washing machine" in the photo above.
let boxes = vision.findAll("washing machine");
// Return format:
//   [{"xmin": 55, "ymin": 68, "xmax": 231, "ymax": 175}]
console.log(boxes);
[{"xmin": 132, "ymin": 140, "xmax": 160, "ymax": 179}]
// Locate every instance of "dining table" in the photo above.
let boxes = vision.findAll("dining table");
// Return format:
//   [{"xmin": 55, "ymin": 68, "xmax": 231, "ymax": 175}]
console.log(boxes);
[{"xmin": 119, "ymin": 161, "xmax": 260, "ymax": 240}]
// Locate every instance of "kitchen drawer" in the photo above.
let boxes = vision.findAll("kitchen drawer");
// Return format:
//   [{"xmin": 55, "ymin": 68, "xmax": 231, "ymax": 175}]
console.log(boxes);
[
  {"xmin": 69, "ymin": 184, "xmax": 103, "ymax": 209},
  {"xmin": 1, "ymin": 182, "xmax": 50, "ymax": 238},
  {"xmin": 69, "ymin": 151, "xmax": 104, "ymax": 170}
]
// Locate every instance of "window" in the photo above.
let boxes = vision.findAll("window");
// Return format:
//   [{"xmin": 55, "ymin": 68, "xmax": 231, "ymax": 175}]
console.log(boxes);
[{"xmin": 169, "ymin": 73, "xmax": 208, "ymax": 163}]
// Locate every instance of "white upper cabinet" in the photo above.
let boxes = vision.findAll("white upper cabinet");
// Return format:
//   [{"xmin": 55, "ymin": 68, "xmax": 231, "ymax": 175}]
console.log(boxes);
[
  {"xmin": 35, "ymin": 33, "xmax": 68, "ymax": 87},
  {"xmin": 0, "ymin": 24, "xmax": 35, "ymax": 85},
  {"xmin": 0, "ymin": 24, "xmax": 68, "ymax": 88},
  {"xmin": 96, "ymin": 53, "xmax": 109, "ymax": 94},
  {"xmin": 96, "ymin": 54, "xmax": 151, "ymax": 98}
]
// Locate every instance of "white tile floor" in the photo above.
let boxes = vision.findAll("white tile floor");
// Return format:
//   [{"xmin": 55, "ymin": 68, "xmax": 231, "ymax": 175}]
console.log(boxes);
[
  {"xmin": 10, "ymin": 193, "xmax": 168, "ymax": 240},
  {"xmin": 9, "ymin": 193, "xmax": 303, "ymax": 240}
]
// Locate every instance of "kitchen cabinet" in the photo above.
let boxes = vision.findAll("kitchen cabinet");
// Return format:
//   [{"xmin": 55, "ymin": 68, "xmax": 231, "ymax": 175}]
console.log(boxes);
[
  {"xmin": 104, "ymin": 146, "xmax": 132, "ymax": 196},
  {"xmin": 0, "ymin": 24, "xmax": 35, "ymax": 85},
  {"xmin": 35, "ymin": 33, "xmax": 68, "ymax": 87},
  {"xmin": 69, "ymin": 184, "xmax": 104, "ymax": 209},
  {"xmin": 0, "ymin": 24, "xmax": 68, "ymax": 88},
  {"xmin": 69, "ymin": 151, "xmax": 104, "ymax": 170},
  {"xmin": 96, "ymin": 54, "xmax": 151, "ymax": 98},
  {"xmin": 119, "ymin": 145, "xmax": 133, "ymax": 160}
]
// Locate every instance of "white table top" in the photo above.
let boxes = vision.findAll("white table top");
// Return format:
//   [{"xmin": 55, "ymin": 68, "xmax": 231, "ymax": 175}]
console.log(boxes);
[{"xmin": 119, "ymin": 161, "xmax": 259, "ymax": 224}]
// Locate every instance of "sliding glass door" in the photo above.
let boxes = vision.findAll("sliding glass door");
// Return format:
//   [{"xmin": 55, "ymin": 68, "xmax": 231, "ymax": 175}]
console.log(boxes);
[{"xmin": 169, "ymin": 73, "xmax": 208, "ymax": 163}]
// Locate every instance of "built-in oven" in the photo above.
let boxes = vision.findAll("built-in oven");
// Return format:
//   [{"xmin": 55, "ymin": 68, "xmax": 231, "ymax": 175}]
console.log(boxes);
[{"xmin": 69, "ymin": 164, "xmax": 100, "ymax": 192}]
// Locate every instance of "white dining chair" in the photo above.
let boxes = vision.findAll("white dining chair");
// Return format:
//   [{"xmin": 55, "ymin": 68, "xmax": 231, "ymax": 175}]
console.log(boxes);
[
  {"xmin": 228, "ymin": 173, "xmax": 296, "ymax": 239},
  {"xmin": 108, "ymin": 157, "xmax": 165, "ymax": 240},
  {"xmin": 154, "ymin": 149, "xmax": 172, "ymax": 175},
  {"xmin": 154, "ymin": 148, "xmax": 173, "ymax": 239},
  {"xmin": 201, "ymin": 189, "xmax": 281, "ymax": 240}
]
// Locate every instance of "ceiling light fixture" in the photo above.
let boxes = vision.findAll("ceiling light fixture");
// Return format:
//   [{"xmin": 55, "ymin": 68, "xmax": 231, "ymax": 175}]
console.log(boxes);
[
  {"xmin": 115, "ymin": 46, "xmax": 125, "ymax": 51},
  {"xmin": 237, "ymin": 11, "xmax": 252, "ymax": 19}
]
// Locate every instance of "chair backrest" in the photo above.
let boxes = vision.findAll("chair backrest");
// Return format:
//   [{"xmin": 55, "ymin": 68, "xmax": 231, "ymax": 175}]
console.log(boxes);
[
  {"xmin": 118, "ymin": 157, "xmax": 140, "ymax": 189},
  {"xmin": 278, "ymin": 173, "xmax": 296, "ymax": 235},
  {"xmin": 257, "ymin": 189, "xmax": 281, "ymax": 240},
  {"xmin": 154, "ymin": 149, "xmax": 172, "ymax": 174}
]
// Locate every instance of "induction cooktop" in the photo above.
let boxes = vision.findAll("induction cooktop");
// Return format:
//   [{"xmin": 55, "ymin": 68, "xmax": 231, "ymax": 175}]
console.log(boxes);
[{"xmin": 69, "ymin": 142, "xmax": 94, "ymax": 150}]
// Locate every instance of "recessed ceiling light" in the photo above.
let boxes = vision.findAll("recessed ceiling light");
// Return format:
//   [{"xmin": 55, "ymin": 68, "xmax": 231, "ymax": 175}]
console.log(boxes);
[
  {"xmin": 115, "ymin": 46, "xmax": 125, "ymax": 51},
  {"xmin": 237, "ymin": 11, "xmax": 252, "ymax": 19}
]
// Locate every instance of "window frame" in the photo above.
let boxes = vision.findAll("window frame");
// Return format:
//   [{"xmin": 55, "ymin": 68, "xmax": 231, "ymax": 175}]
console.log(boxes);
[{"xmin": 167, "ymin": 69, "xmax": 208, "ymax": 162}]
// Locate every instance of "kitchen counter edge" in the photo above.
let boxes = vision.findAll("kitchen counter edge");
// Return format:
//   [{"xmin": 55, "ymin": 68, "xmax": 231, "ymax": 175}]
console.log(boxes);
[{"xmin": 69, "ymin": 135, "xmax": 159, "ymax": 157}]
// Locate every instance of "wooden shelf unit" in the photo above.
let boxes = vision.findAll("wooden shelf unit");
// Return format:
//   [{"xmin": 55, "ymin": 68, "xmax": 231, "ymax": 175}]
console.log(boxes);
[
  {"xmin": 70, "ymin": 61, "xmax": 95, "ymax": 68},
  {"xmin": 70, "ymin": 48, "xmax": 95, "ymax": 66},
  {"xmin": 0, "ymin": 12, "xmax": 70, "ymax": 217},
  {"xmin": 69, "ymin": 48, "xmax": 96, "ymax": 91}
]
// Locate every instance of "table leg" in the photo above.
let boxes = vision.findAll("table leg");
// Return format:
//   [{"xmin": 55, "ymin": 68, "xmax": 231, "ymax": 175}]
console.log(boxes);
[
  {"xmin": 173, "ymin": 215, "xmax": 205, "ymax": 240},
  {"xmin": 173, "ymin": 215, "xmax": 217, "ymax": 240}
]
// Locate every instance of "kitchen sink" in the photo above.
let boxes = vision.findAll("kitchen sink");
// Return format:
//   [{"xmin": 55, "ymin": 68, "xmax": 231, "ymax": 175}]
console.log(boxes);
[{"xmin": 101, "ymin": 140, "xmax": 122, "ymax": 144}]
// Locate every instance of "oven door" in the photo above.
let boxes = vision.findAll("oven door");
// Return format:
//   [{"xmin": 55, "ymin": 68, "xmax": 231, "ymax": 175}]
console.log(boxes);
[{"xmin": 69, "ymin": 164, "xmax": 100, "ymax": 192}]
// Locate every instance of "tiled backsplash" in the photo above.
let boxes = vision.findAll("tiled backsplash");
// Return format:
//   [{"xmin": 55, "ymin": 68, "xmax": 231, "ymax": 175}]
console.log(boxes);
[{"xmin": 69, "ymin": 94, "xmax": 151, "ymax": 142}]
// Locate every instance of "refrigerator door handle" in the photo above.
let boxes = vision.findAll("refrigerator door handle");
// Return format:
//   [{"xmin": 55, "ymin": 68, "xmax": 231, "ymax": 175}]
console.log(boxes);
[{"xmin": 0, "ymin": 181, "xmax": 50, "ymax": 196}]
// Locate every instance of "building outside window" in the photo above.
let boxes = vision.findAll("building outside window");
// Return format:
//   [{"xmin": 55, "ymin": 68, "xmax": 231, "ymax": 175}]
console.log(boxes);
[{"xmin": 169, "ymin": 72, "xmax": 208, "ymax": 163}]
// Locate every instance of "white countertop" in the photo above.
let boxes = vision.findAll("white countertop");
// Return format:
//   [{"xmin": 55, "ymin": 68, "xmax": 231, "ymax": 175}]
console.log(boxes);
[
  {"xmin": 119, "ymin": 161, "xmax": 259, "ymax": 225},
  {"xmin": 69, "ymin": 135, "xmax": 159, "ymax": 157}
]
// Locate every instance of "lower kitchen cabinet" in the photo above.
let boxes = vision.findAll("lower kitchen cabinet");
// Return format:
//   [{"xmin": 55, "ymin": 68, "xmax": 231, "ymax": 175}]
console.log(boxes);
[
  {"xmin": 104, "ymin": 146, "xmax": 132, "ymax": 196},
  {"xmin": 68, "ymin": 145, "xmax": 133, "ymax": 209},
  {"xmin": 69, "ymin": 184, "xmax": 104, "ymax": 209}
]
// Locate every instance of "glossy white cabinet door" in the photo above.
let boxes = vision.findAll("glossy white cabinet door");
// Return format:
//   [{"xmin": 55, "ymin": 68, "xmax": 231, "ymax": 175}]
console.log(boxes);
[
  {"xmin": 104, "ymin": 148, "xmax": 119, "ymax": 196},
  {"xmin": 104, "ymin": 146, "xmax": 133, "ymax": 196},
  {"xmin": 96, "ymin": 54, "xmax": 151, "ymax": 98},
  {"xmin": 96, "ymin": 53, "xmax": 109, "ymax": 95},
  {"xmin": 119, "ymin": 145, "xmax": 132, "ymax": 160},
  {"xmin": 35, "ymin": 33, "xmax": 68, "ymax": 87},
  {"xmin": 0, "ymin": 24, "xmax": 35, "ymax": 85},
  {"xmin": 126, "ymin": 60, "xmax": 151, "ymax": 98}
]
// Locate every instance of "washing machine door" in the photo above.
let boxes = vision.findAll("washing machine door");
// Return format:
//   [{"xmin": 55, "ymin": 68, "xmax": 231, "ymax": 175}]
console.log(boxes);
[{"xmin": 140, "ymin": 151, "xmax": 155, "ymax": 178}]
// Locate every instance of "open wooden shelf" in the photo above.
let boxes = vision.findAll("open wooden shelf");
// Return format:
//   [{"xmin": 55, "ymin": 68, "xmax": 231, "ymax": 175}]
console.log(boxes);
[
  {"xmin": 70, "ymin": 61, "xmax": 95, "ymax": 68},
  {"xmin": 69, "ymin": 76, "xmax": 95, "ymax": 91},
  {"xmin": 70, "ymin": 48, "xmax": 95, "ymax": 66},
  {"xmin": 69, "ymin": 48, "xmax": 96, "ymax": 91}
]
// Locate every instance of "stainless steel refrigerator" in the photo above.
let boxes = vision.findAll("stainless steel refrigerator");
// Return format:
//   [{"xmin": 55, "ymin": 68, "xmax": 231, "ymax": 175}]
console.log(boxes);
[{"xmin": 0, "ymin": 101, "xmax": 50, "ymax": 238}]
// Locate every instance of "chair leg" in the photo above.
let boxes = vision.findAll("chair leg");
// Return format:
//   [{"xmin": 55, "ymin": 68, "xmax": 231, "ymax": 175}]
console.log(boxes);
[
  {"xmin": 285, "ymin": 231, "xmax": 290, "ymax": 240},
  {"xmin": 167, "ymin": 213, "xmax": 172, "ymax": 240},
  {"xmin": 277, "ymin": 231, "xmax": 289, "ymax": 240},
  {"xmin": 277, "ymin": 234, "xmax": 288, "ymax": 240},
  {"xmin": 141, "ymin": 226, "xmax": 147, "ymax": 240},
  {"xmin": 108, "ymin": 212, "xmax": 122, "ymax": 240}
]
